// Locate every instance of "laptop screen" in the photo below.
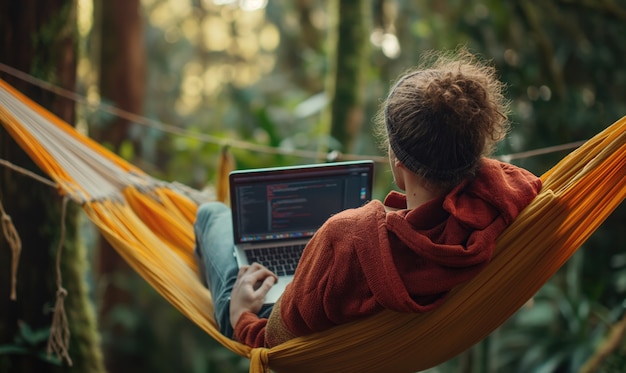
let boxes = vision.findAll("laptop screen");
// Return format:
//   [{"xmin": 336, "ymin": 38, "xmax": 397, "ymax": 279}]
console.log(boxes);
[{"xmin": 229, "ymin": 161, "xmax": 374, "ymax": 244}]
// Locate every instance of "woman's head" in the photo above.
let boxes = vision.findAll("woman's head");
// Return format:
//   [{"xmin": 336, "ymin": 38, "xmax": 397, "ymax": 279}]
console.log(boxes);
[{"xmin": 376, "ymin": 48, "xmax": 510, "ymax": 190}]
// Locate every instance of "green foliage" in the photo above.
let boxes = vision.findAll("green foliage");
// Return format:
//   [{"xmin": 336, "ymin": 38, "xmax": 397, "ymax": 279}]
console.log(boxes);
[
  {"xmin": 0, "ymin": 322, "xmax": 60, "ymax": 366},
  {"xmin": 599, "ymin": 343, "xmax": 626, "ymax": 373},
  {"xmin": 496, "ymin": 282, "xmax": 604, "ymax": 372},
  {"xmin": 79, "ymin": 0, "xmax": 626, "ymax": 371},
  {"xmin": 96, "ymin": 271, "xmax": 248, "ymax": 373}
]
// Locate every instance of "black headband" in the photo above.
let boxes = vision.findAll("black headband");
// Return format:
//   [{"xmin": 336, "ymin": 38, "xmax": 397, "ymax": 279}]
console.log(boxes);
[{"xmin": 384, "ymin": 71, "xmax": 477, "ymax": 181}]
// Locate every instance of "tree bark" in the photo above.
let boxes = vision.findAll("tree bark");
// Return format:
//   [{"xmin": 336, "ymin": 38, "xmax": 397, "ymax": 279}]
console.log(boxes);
[
  {"xmin": 325, "ymin": 0, "xmax": 370, "ymax": 156},
  {"xmin": 92, "ymin": 0, "xmax": 145, "ymax": 156},
  {"xmin": 0, "ymin": 1, "xmax": 105, "ymax": 372},
  {"xmin": 92, "ymin": 0, "xmax": 146, "ymax": 371}
]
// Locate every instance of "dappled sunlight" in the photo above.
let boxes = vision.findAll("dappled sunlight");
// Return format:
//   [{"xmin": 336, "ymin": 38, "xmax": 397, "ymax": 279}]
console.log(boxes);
[
  {"xmin": 163, "ymin": 26, "xmax": 181, "ymax": 43},
  {"xmin": 201, "ymin": 16, "xmax": 230, "ymax": 51},
  {"xmin": 180, "ymin": 17, "xmax": 199, "ymax": 41},
  {"xmin": 149, "ymin": 1, "xmax": 176, "ymax": 28},
  {"xmin": 381, "ymin": 32, "xmax": 401, "ymax": 59},
  {"xmin": 232, "ymin": 64, "xmax": 261, "ymax": 88},
  {"xmin": 259, "ymin": 23, "xmax": 280, "ymax": 51},
  {"xmin": 175, "ymin": 94, "xmax": 202, "ymax": 116},
  {"xmin": 202, "ymin": 66, "xmax": 227, "ymax": 96},
  {"xmin": 504, "ymin": 49, "xmax": 520, "ymax": 66},
  {"xmin": 167, "ymin": 0, "xmax": 193, "ymax": 18},
  {"xmin": 210, "ymin": 0, "xmax": 268, "ymax": 12},
  {"xmin": 527, "ymin": 85, "xmax": 552, "ymax": 101},
  {"xmin": 239, "ymin": 0, "xmax": 268, "ymax": 12},
  {"xmin": 77, "ymin": 0, "xmax": 93, "ymax": 37},
  {"xmin": 582, "ymin": 88, "xmax": 595, "ymax": 107},
  {"xmin": 142, "ymin": 0, "xmax": 278, "ymax": 115},
  {"xmin": 233, "ymin": 34, "xmax": 260, "ymax": 59}
]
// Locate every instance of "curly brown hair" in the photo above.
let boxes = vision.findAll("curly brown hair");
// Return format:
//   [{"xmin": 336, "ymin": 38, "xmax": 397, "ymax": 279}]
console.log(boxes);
[{"xmin": 375, "ymin": 48, "xmax": 510, "ymax": 189}]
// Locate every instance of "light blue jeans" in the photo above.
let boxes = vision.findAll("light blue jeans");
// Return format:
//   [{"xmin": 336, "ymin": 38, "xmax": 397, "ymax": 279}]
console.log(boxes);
[{"xmin": 194, "ymin": 202, "xmax": 273, "ymax": 338}]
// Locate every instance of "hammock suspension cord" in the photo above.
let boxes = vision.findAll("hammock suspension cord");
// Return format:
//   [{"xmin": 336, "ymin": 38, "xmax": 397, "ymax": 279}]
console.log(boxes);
[
  {"xmin": 0, "ymin": 198, "xmax": 22, "ymax": 301},
  {"xmin": 46, "ymin": 196, "xmax": 72, "ymax": 367},
  {"xmin": 0, "ymin": 63, "xmax": 587, "ymax": 164}
]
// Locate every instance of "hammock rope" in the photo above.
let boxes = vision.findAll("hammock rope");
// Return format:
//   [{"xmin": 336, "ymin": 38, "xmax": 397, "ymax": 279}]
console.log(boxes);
[
  {"xmin": 1, "ymin": 77, "xmax": 625, "ymax": 372},
  {"xmin": 0, "ymin": 62, "xmax": 587, "ymax": 164},
  {"xmin": 46, "ymin": 196, "xmax": 72, "ymax": 366},
  {"xmin": 0, "ymin": 198, "xmax": 21, "ymax": 301}
]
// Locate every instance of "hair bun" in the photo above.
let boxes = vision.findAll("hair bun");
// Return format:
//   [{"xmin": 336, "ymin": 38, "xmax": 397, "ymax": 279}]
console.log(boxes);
[{"xmin": 377, "ymin": 48, "xmax": 510, "ymax": 189}]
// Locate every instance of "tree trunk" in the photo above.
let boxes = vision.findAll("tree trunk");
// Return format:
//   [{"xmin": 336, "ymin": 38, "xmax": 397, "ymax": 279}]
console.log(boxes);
[
  {"xmin": 0, "ymin": 1, "xmax": 105, "ymax": 372},
  {"xmin": 92, "ymin": 0, "xmax": 145, "ymax": 157},
  {"xmin": 325, "ymin": 0, "xmax": 370, "ymax": 156},
  {"xmin": 91, "ymin": 0, "xmax": 146, "ymax": 371}
]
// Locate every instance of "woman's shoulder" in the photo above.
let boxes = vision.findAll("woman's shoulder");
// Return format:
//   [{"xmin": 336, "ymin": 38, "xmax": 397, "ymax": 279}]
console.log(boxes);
[
  {"xmin": 327, "ymin": 199, "xmax": 386, "ymax": 223},
  {"xmin": 318, "ymin": 200, "xmax": 387, "ymax": 237}
]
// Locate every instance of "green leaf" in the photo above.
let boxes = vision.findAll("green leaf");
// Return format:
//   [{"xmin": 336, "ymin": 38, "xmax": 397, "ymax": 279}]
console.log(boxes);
[
  {"xmin": 0, "ymin": 345, "xmax": 29, "ymax": 355},
  {"xmin": 16, "ymin": 322, "xmax": 51, "ymax": 346}
]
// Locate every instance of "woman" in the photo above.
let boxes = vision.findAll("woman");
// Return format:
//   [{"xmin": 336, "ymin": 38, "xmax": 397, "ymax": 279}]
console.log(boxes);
[{"xmin": 194, "ymin": 49, "xmax": 543, "ymax": 348}]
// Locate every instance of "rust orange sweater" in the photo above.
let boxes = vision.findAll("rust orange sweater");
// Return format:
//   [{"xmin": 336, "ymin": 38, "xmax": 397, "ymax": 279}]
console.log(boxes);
[{"xmin": 234, "ymin": 158, "xmax": 542, "ymax": 348}]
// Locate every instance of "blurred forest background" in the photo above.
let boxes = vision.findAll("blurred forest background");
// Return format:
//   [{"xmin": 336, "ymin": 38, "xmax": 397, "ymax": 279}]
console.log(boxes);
[{"xmin": 0, "ymin": 0, "xmax": 625, "ymax": 372}]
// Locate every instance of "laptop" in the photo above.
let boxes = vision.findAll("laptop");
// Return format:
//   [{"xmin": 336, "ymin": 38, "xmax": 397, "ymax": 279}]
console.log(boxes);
[{"xmin": 229, "ymin": 160, "xmax": 374, "ymax": 304}]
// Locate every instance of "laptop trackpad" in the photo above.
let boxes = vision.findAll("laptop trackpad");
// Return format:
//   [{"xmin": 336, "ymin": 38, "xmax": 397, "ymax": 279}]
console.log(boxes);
[{"xmin": 263, "ymin": 275, "xmax": 293, "ymax": 305}]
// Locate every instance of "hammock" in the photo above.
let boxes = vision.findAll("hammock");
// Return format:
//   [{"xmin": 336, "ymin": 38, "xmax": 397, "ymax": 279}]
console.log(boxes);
[{"xmin": 0, "ymin": 78, "xmax": 624, "ymax": 373}]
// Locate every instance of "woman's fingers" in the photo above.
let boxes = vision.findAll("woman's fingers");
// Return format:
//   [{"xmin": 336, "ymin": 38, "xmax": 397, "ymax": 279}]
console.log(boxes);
[
  {"xmin": 245, "ymin": 262, "xmax": 278, "ymax": 283},
  {"xmin": 234, "ymin": 262, "xmax": 278, "ymax": 297},
  {"xmin": 229, "ymin": 263, "xmax": 278, "ymax": 327},
  {"xmin": 256, "ymin": 275, "xmax": 276, "ymax": 294}
]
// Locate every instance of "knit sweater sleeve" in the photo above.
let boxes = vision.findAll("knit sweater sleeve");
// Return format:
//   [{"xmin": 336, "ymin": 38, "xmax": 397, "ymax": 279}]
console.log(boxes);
[
  {"xmin": 233, "ymin": 212, "xmax": 360, "ymax": 347},
  {"xmin": 271, "ymin": 221, "xmax": 339, "ymax": 336},
  {"xmin": 233, "ymin": 203, "xmax": 380, "ymax": 348},
  {"xmin": 271, "ymin": 201, "xmax": 385, "ymax": 338},
  {"xmin": 233, "ymin": 311, "xmax": 268, "ymax": 348}
]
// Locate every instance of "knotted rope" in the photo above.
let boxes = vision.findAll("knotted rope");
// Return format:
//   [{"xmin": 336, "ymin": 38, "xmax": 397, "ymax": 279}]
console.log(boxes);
[
  {"xmin": 46, "ymin": 196, "xmax": 73, "ymax": 366},
  {"xmin": 0, "ymin": 198, "xmax": 22, "ymax": 301}
]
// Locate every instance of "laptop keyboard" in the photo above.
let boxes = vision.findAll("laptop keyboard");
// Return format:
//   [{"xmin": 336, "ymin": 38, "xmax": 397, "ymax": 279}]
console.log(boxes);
[{"xmin": 245, "ymin": 244, "xmax": 306, "ymax": 276}]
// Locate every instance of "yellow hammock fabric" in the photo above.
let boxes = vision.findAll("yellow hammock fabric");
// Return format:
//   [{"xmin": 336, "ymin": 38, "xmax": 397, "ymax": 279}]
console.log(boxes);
[{"xmin": 1, "ymin": 78, "xmax": 625, "ymax": 373}]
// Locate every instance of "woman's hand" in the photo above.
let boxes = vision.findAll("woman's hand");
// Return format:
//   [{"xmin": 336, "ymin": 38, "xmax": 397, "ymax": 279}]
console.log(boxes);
[{"xmin": 229, "ymin": 263, "xmax": 278, "ymax": 329}]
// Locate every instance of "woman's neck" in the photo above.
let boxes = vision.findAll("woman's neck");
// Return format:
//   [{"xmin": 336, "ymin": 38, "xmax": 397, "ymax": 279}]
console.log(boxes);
[
  {"xmin": 403, "ymin": 184, "xmax": 442, "ymax": 210},
  {"xmin": 401, "ymin": 171, "xmax": 446, "ymax": 210}
]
